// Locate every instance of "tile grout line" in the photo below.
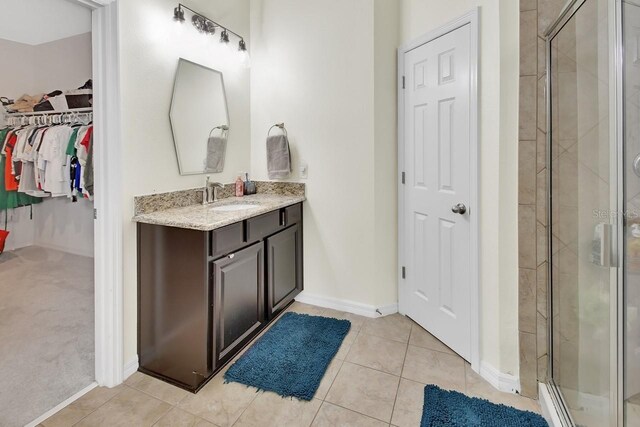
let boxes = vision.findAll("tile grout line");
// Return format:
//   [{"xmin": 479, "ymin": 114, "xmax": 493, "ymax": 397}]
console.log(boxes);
[
  {"xmin": 229, "ymin": 384, "xmax": 262, "ymax": 426},
  {"xmin": 307, "ymin": 397, "xmax": 324, "ymax": 426},
  {"xmin": 315, "ymin": 317, "xmax": 359, "ymax": 407},
  {"xmin": 322, "ymin": 328, "xmax": 396, "ymax": 424},
  {"xmin": 68, "ymin": 385, "xmax": 127, "ymax": 427},
  {"xmin": 127, "ymin": 381, "xmax": 187, "ymax": 407},
  {"xmin": 148, "ymin": 403, "xmax": 173, "ymax": 427},
  {"xmin": 389, "ymin": 325, "xmax": 412, "ymax": 424},
  {"xmin": 323, "ymin": 400, "xmax": 395, "ymax": 425},
  {"xmin": 321, "ymin": 351, "xmax": 348, "ymax": 402}
]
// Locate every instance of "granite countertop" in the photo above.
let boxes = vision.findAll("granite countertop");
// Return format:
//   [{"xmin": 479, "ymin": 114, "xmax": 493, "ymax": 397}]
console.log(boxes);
[{"xmin": 132, "ymin": 193, "xmax": 306, "ymax": 231}]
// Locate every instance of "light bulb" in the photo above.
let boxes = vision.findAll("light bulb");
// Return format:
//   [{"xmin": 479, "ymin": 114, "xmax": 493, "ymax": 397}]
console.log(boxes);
[
  {"xmin": 239, "ymin": 50, "xmax": 251, "ymax": 68},
  {"xmin": 238, "ymin": 39, "xmax": 251, "ymax": 68}
]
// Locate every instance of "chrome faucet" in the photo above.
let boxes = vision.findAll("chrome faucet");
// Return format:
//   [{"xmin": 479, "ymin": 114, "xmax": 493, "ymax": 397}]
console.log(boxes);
[{"xmin": 203, "ymin": 176, "xmax": 224, "ymax": 205}]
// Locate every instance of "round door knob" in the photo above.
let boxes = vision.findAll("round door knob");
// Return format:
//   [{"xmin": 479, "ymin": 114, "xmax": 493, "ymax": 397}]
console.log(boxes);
[{"xmin": 452, "ymin": 203, "xmax": 467, "ymax": 215}]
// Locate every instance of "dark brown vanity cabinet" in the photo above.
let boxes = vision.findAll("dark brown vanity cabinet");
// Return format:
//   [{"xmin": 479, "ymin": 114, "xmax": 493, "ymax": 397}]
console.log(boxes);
[{"xmin": 137, "ymin": 202, "xmax": 303, "ymax": 392}]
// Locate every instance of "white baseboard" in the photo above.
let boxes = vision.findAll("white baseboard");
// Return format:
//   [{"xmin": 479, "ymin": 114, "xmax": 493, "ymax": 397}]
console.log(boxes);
[
  {"xmin": 25, "ymin": 382, "xmax": 98, "ymax": 427},
  {"xmin": 295, "ymin": 292, "xmax": 398, "ymax": 318},
  {"xmin": 479, "ymin": 361, "xmax": 520, "ymax": 394},
  {"xmin": 539, "ymin": 383, "xmax": 564, "ymax": 427},
  {"xmin": 124, "ymin": 355, "xmax": 139, "ymax": 380},
  {"xmin": 25, "ymin": 357, "xmax": 139, "ymax": 426}
]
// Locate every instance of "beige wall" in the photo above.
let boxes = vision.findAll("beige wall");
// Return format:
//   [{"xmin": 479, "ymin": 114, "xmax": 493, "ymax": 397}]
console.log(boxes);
[
  {"xmin": 33, "ymin": 33, "xmax": 93, "ymax": 95},
  {"xmin": 249, "ymin": 0, "xmax": 399, "ymax": 309},
  {"xmin": 119, "ymin": 0, "xmax": 251, "ymax": 363},
  {"xmin": 0, "ymin": 38, "xmax": 37, "ymax": 98},
  {"xmin": 374, "ymin": 0, "xmax": 401, "ymax": 307},
  {"xmin": 400, "ymin": 0, "xmax": 521, "ymax": 377}
]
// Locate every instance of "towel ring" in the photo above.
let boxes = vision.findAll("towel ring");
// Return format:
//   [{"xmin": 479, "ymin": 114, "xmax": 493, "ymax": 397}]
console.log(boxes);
[
  {"xmin": 209, "ymin": 124, "xmax": 229, "ymax": 139},
  {"xmin": 268, "ymin": 122, "xmax": 288, "ymax": 137}
]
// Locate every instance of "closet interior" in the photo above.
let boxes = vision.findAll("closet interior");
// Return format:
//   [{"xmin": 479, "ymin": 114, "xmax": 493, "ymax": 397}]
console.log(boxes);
[{"xmin": 0, "ymin": 1, "xmax": 96, "ymax": 426}]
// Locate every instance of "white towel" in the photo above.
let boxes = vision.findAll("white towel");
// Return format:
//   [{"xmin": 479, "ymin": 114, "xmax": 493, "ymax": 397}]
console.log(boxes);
[{"xmin": 267, "ymin": 134, "xmax": 291, "ymax": 179}]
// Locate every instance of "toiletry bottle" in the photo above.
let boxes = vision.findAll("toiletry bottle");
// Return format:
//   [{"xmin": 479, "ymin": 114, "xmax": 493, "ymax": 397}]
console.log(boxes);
[
  {"xmin": 235, "ymin": 174, "xmax": 244, "ymax": 197},
  {"xmin": 244, "ymin": 173, "xmax": 256, "ymax": 195}
]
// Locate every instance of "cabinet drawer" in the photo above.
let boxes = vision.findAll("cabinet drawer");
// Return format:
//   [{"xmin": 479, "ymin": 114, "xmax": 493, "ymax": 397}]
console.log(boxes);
[
  {"xmin": 284, "ymin": 204, "xmax": 302, "ymax": 226},
  {"xmin": 246, "ymin": 210, "xmax": 283, "ymax": 243},
  {"xmin": 210, "ymin": 222, "xmax": 244, "ymax": 258}
]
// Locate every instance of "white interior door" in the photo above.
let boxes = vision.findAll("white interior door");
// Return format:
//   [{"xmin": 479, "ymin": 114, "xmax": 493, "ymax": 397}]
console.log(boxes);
[{"xmin": 401, "ymin": 23, "xmax": 472, "ymax": 361}]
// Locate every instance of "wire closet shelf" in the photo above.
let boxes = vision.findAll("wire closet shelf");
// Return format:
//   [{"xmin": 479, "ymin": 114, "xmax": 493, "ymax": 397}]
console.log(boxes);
[{"xmin": 3, "ymin": 107, "xmax": 93, "ymax": 127}]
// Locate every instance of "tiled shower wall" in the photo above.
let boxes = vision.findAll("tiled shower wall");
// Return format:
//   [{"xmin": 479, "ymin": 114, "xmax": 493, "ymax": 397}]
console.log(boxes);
[{"xmin": 518, "ymin": 0, "xmax": 565, "ymax": 399}]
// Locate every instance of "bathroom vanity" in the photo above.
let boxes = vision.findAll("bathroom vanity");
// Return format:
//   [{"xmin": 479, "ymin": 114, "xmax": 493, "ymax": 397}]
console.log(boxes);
[{"xmin": 134, "ymin": 188, "xmax": 304, "ymax": 392}]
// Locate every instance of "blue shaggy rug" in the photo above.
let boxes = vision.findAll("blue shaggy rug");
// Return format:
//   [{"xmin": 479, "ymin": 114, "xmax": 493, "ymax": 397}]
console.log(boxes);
[
  {"xmin": 421, "ymin": 385, "xmax": 548, "ymax": 427},
  {"xmin": 224, "ymin": 312, "xmax": 351, "ymax": 400}
]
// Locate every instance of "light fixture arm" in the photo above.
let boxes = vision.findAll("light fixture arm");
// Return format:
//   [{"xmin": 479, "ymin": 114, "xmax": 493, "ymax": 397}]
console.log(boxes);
[{"xmin": 176, "ymin": 3, "xmax": 246, "ymax": 42}]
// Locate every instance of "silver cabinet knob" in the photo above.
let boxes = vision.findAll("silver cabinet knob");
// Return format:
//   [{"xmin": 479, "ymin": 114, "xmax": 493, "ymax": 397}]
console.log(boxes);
[{"xmin": 452, "ymin": 203, "xmax": 467, "ymax": 215}]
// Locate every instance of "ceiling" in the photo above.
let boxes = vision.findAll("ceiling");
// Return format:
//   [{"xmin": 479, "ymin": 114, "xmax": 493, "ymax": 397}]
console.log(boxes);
[{"xmin": 0, "ymin": 0, "xmax": 91, "ymax": 46}]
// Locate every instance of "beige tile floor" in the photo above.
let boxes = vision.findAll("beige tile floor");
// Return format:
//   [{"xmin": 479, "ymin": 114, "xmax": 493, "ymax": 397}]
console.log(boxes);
[{"xmin": 41, "ymin": 302, "xmax": 540, "ymax": 427}]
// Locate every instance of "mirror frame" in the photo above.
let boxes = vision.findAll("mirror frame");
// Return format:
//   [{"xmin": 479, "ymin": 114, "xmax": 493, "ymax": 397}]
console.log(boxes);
[{"xmin": 169, "ymin": 58, "xmax": 230, "ymax": 176}]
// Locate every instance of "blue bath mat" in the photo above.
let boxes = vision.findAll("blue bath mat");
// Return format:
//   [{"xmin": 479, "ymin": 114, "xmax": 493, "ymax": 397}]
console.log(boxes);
[
  {"xmin": 421, "ymin": 385, "xmax": 548, "ymax": 427},
  {"xmin": 223, "ymin": 312, "xmax": 351, "ymax": 400}
]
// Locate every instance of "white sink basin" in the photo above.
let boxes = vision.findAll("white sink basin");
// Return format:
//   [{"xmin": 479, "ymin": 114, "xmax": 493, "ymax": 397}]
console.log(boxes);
[{"xmin": 211, "ymin": 203, "xmax": 260, "ymax": 212}]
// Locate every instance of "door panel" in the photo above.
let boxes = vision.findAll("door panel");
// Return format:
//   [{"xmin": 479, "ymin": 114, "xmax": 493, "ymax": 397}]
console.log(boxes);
[
  {"xmin": 213, "ymin": 242, "xmax": 265, "ymax": 364},
  {"xmin": 402, "ymin": 23, "xmax": 472, "ymax": 360},
  {"xmin": 266, "ymin": 224, "xmax": 303, "ymax": 319}
]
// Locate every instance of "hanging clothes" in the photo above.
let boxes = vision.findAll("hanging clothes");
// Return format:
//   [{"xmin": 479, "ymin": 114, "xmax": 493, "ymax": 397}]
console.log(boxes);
[
  {"xmin": 0, "ymin": 119, "xmax": 93, "ymax": 209},
  {"xmin": 0, "ymin": 153, "xmax": 41, "ymax": 210}
]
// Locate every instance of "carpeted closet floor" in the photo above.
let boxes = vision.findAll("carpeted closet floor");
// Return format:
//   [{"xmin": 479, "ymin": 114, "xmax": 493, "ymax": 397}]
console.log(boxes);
[{"xmin": 0, "ymin": 246, "xmax": 94, "ymax": 427}]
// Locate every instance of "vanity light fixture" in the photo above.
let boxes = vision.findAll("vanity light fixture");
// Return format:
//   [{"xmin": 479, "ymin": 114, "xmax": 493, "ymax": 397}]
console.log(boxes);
[{"xmin": 172, "ymin": 4, "xmax": 247, "ymax": 49}]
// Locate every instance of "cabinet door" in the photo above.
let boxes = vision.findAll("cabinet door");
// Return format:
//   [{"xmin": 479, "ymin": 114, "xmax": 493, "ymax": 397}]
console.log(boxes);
[
  {"xmin": 212, "ymin": 242, "xmax": 265, "ymax": 364},
  {"xmin": 266, "ymin": 224, "xmax": 303, "ymax": 319}
]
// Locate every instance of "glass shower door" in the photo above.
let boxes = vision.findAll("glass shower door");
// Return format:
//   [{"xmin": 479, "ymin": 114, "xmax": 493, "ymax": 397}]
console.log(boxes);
[
  {"xmin": 548, "ymin": 0, "xmax": 616, "ymax": 425},
  {"xmin": 624, "ymin": 2, "xmax": 640, "ymax": 425}
]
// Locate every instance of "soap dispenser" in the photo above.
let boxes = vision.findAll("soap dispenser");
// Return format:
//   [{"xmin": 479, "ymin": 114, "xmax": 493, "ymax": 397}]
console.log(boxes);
[
  {"xmin": 235, "ymin": 174, "xmax": 244, "ymax": 197},
  {"xmin": 244, "ymin": 173, "xmax": 256, "ymax": 195}
]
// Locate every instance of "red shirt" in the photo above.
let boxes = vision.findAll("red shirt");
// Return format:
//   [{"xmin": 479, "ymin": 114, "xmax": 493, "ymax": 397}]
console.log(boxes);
[{"xmin": 4, "ymin": 132, "xmax": 18, "ymax": 191}]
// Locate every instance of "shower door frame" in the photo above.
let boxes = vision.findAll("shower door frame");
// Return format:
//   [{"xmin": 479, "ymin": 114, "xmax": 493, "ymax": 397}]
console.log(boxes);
[{"xmin": 544, "ymin": 0, "xmax": 625, "ymax": 425}]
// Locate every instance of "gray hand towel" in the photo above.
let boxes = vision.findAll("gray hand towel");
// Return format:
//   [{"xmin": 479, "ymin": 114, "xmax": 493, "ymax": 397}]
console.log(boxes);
[
  {"xmin": 206, "ymin": 136, "xmax": 227, "ymax": 173},
  {"xmin": 267, "ymin": 134, "xmax": 291, "ymax": 179}
]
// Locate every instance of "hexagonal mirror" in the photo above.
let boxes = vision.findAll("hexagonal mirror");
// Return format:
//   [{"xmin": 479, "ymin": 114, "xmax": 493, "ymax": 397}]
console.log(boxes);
[{"xmin": 170, "ymin": 58, "xmax": 230, "ymax": 175}]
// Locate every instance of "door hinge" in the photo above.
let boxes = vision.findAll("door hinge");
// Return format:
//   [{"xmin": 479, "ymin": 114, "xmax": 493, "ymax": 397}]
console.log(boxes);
[
  {"xmin": 402, "ymin": 76, "xmax": 405, "ymax": 89},
  {"xmin": 402, "ymin": 266, "xmax": 406, "ymax": 279},
  {"xmin": 401, "ymin": 172, "xmax": 405, "ymax": 184},
  {"xmin": 93, "ymin": 209, "xmax": 97, "ymax": 220}
]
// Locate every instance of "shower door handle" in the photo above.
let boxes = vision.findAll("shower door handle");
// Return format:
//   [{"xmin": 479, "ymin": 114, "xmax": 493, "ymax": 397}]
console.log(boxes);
[{"xmin": 592, "ymin": 223, "xmax": 613, "ymax": 267}]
